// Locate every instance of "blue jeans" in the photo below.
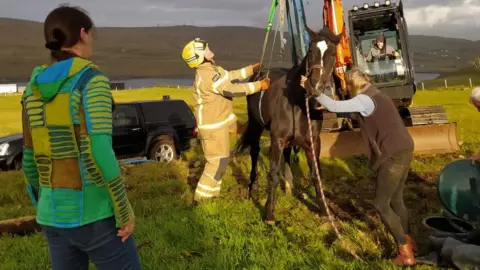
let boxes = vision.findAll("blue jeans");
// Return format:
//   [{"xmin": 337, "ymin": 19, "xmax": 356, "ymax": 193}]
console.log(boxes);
[{"xmin": 41, "ymin": 216, "xmax": 141, "ymax": 270}]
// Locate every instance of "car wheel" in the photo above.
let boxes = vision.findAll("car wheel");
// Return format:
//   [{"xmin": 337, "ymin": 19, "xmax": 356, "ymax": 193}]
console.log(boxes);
[
  {"xmin": 150, "ymin": 136, "xmax": 177, "ymax": 163},
  {"xmin": 13, "ymin": 155, "xmax": 22, "ymax": 171}
]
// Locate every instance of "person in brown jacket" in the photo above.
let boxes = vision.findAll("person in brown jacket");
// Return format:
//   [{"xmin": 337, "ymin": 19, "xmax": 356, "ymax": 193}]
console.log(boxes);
[
  {"xmin": 301, "ymin": 67, "xmax": 416, "ymax": 266},
  {"xmin": 182, "ymin": 38, "xmax": 270, "ymax": 203}
]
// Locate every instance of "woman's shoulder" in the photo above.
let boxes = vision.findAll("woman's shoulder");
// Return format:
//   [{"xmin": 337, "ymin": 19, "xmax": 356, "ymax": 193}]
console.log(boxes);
[{"xmin": 81, "ymin": 66, "xmax": 110, "ymax": 85}]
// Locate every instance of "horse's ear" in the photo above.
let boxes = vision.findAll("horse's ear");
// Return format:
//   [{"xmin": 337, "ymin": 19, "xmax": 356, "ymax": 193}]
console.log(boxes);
[
  {"xmin": 333, "ymin": 34, "xmax": 342, "ymax": 45},
  {"xmin": 305, "ymin": 26, "xmax": 316, "ymax": 40}
]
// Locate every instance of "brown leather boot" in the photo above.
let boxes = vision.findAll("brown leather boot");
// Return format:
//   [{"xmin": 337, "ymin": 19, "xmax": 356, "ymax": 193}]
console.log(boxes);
[
  {"xmin": 394, "ymin": 244, "xmax": 416, "ymax": 266},
  {"xmin": 405, "ymin": 234, "xmax": 418, "ymax": 254}
]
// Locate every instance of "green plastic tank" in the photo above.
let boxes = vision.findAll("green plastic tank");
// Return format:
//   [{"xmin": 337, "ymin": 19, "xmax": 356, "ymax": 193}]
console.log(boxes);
[{"xmin": 438, "ymin": 159, "xmax": 480, "ymax": 222}]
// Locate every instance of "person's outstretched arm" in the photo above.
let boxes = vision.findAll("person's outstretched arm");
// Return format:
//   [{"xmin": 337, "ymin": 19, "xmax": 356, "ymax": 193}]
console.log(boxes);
[
  {"xmin": 83, "ymin": 74, "xmax": 134, "ymax": 228},
  {"xmin": 204, "ymin": 67, "xmax": 269, "ymax": 98},
  {"xmin": 365, "ymin": 49, "xmax": 374, "ymax": 62},
  {"xmin": 227, "ymin": 63, "xmax": 260, "ymax": 81},
  {"xmin": 315, "ymin": 92, "xmax": 375, "ymax": 117},
  {"xmin": 21, "ymin": 102, "xmax": 39, "ymax": 207}
]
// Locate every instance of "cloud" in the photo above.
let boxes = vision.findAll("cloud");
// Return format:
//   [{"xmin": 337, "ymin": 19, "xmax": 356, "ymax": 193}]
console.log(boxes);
[
  {"xmin": 402, "ymin": 0, "xmax": 480, "ymax": 39},
  {"xmin": 404, "ymin": 0, "xmax": 480, "ymax": 27}
]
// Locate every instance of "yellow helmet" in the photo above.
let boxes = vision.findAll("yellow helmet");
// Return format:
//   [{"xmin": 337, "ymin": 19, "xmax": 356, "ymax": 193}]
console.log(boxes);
[{"xmin": 182, "ymin": 38, "xmax": 208, "ymax": 68}]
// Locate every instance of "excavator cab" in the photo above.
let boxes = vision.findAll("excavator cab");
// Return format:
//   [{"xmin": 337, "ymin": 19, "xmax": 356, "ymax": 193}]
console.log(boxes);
[
  {"xmin": 257, "ymin": 0, "xmax": 460, "ymax": 157},
  {"xmin": 348, "ymin": 0, "xmax": 415, "ymax": 108}
]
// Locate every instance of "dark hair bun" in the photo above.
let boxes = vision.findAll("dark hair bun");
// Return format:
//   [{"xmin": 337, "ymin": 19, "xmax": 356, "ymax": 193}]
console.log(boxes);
[
  {"xmin": 45, "ymin": 41, "xmax": 61, "ymax": 51},
  {"xmin": 52, "ymin": 28, "xmax": 66, "ymax": 43}
]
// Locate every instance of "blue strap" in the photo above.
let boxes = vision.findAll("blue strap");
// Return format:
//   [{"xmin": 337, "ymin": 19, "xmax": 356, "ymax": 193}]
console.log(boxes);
[
  {"xmin": 259, "ymin": 91, "xmax": 266, "ymax": 125},
  {"xmin": 75, "ymin": 68, "xmax": 101, "ymax": 93}
]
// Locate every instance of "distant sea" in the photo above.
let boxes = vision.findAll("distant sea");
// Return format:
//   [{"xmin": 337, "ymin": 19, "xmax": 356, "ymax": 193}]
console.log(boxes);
[
  {"xmin": 113, "ymin": 72, "xmax": 440, "ymax": 89},
  {"xmin": 9, "ymin": 73, "xmax": 440, "ymax": 89},
  {"xmin": 114, "ymin": 72, "xmax": 440, "ymax": 89}
]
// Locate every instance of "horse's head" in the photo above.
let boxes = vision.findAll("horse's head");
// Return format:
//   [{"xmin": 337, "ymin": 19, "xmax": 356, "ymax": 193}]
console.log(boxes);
[{"xmin": 302, "ymin": 26, "xmax": 342, "ymax": 96}]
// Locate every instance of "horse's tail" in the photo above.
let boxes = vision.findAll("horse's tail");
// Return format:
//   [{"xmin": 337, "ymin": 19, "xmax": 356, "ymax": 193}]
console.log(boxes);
[
  {"xmin": 234, "ymin": 119, "xmax": 257, "ymax": 155},
  {"xmin": 234, "ymin": 91, "xmax": 265, "ymax": 155}
]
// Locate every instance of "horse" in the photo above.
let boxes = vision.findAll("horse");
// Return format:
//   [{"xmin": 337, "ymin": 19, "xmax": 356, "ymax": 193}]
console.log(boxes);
[{"xmin": 234, "ymin": 26, "xmax": 342, "ymax": 224}]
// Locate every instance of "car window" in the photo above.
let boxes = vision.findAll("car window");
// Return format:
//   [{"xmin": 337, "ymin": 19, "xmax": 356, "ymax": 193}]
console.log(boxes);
[
  {"xmin": 113, "ymin": 105, "xmax": 139, "ymax": 127},
  {"xmin": 141, "ymin": 101, "xmax": 193, "ymax": 122}
]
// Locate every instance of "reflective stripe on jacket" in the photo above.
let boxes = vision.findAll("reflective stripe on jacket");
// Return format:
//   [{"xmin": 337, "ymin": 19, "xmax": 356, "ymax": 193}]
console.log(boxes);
[{"xmin": 193, "ymin": 62, "xmax": 262, "ymax": 130}]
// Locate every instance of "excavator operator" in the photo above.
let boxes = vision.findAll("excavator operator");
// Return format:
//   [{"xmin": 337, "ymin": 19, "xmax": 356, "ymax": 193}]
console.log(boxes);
[
  {"xmin": 365, "ymin": 33, "xmax": 400, "ymax": 62},
  {"xmin": 181, "ymin": 38, "xmax": 270, "ymax": 204}
]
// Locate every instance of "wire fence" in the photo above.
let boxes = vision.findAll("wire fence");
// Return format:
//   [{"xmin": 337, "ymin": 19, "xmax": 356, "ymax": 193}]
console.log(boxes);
[
  {"xmin": 2, "ymin": 77, "xmax": 479, "ymax": 97},
  {"xmin": 417, "ymin": 76, "xmax": 480, "ymax": 90}
]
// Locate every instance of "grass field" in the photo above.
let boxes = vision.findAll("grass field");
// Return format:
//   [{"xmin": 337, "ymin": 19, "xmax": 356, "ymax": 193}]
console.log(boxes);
[{"xmin": 0, "ymin": 87, "xmax": 479, "ymax": 269}]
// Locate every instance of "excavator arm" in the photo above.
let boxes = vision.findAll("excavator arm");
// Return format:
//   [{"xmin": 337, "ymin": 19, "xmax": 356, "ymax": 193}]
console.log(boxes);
[{"xmin": 323, "ymin": 0, "xmax": 352, "ymax": 91}]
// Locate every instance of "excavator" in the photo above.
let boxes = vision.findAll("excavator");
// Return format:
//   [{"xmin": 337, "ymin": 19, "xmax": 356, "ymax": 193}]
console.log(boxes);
[{"xmin": 261, "ymin": 0, "xmax": 460, "ymax": 158}]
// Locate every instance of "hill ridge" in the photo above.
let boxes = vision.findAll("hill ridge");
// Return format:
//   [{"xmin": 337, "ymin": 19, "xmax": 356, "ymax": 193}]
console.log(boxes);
[{"xmin": 0, "ymin": 18, "xmax": 478, "ymax": 82}]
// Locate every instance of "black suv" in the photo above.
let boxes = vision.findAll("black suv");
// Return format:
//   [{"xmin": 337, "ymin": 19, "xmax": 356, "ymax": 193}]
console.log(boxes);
[{"xmin": 0, "ymin": 96, "xmax": 198, "ymax": 171}]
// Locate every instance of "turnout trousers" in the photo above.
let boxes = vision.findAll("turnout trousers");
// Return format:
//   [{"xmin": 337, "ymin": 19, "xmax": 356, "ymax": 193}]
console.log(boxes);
[{"xmin": 194, "ymin": 126, "xmax": 232, "ymax": 201}]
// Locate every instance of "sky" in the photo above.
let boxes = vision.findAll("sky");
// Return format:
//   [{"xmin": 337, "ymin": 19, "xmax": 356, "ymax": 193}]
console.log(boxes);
[{"xmin": 1, "ymin": 0, "xmax": 479, "ymax": 40}]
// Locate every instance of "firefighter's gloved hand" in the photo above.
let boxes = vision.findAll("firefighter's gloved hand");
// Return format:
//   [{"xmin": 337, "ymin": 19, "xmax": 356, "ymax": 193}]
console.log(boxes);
[
  {"xmin": 260, "ymin": 78, "xmax": 270, "ymax": 90},
  {"xmin": 252, "ymin": 63, "xmax": 263, "ymax": 74}
]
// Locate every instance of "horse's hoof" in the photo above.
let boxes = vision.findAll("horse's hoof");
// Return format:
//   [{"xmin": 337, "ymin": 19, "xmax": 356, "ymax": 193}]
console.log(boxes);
[{"xmin": 265, "ymin": 219, "xmax": 276, "ymax": 226}]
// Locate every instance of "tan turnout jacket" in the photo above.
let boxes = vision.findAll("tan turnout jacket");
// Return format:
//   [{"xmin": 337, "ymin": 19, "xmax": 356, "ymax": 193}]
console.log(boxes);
[{"xmin": 193, "ymin": 62, "xmax": 263, "ymax": 131}]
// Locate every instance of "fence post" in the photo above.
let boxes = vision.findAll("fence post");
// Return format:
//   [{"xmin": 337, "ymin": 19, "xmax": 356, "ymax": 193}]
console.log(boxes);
[
  {"xmin": 445, "ymin": 79, "xmax": 448, "ymax": 89},
  {"xmin": 422, "ymin": 82, "xmax": 425, "ymax": 90},
  {"xmin": 469, "ymin": 78, "xmax": 473, "ymax": 88}
]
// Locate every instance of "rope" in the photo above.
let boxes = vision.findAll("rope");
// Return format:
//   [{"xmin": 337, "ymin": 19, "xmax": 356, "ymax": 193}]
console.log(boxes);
[
  {"xmin": 265, "ymin": 8, "xmax": 282, "ymax": 78},
  {"xmin": 304, "ymin": 95, "xmax": 361, "ymax": 260},
  {"xmin": 256, "ymin": 0, "xmax": 278, "ymax": 81},
  {"xmin": 258, "ymin": 25, "xmax": 272, "ymax": 72}
]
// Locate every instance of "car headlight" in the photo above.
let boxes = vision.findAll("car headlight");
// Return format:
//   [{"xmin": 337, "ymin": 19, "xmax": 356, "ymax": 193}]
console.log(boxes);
[{"xmin": 0, "ymin": 143, "xmax": 9, "ymax": 156}]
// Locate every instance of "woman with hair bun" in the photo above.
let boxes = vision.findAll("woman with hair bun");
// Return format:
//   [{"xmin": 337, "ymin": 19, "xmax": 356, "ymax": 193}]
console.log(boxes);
[{"xmin": 21, "ymin": 5, "xmax": 140, "ymax": 269}]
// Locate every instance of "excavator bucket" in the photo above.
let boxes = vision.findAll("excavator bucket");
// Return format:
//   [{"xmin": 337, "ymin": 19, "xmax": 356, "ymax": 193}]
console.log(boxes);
[{"xmin": 319, "ymin": 122, "xmax": 460, "ymax": 158}]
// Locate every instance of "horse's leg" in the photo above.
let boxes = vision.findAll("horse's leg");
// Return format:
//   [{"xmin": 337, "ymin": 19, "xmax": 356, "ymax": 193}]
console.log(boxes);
[
  {"xmin": 264, "ymin": 138, "xmax": 283, "ymax": 224},
  {"xmin": 248, "ymin": 122, "xmax": 264, "ymax": 198},
  {"xmin": 282, "ymin": 147, "xmax": 294, "ymax": 196}
]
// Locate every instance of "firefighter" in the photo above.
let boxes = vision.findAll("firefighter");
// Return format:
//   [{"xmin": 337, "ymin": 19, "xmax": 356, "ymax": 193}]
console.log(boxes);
[{"xmin": 181, "ymin": 38, "xmax": 270, "ymax": 203}]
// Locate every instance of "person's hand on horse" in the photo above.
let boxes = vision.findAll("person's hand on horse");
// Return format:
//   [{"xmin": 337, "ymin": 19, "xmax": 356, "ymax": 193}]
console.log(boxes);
[
  {"xmin": 260, "ymin": 77, "xmax": 270, "ymax": 90},
  {"xmin": 117, "ymin": 215, "xmax": 135, "ymax": 243},
  {"xmin": 315, "ymin": 106, "xmax": 325, "ymax": 110}
]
